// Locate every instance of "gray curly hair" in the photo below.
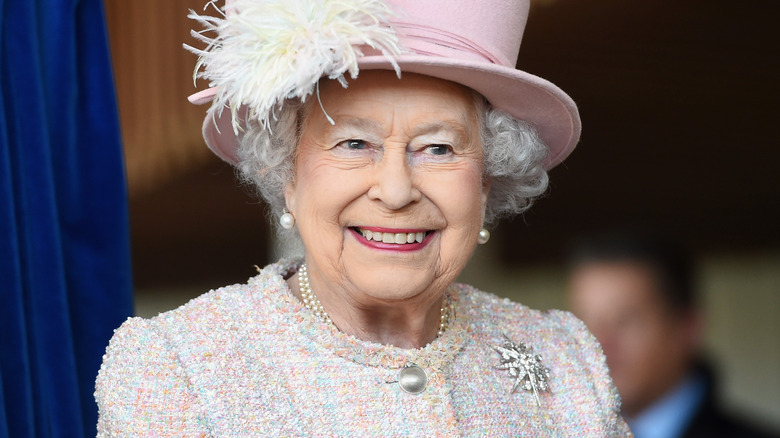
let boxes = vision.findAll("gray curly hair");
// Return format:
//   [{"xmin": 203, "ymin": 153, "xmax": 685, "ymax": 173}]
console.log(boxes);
[{"xmin": 235, "ymin": 93, "xmax": 549, "ymax": 247}]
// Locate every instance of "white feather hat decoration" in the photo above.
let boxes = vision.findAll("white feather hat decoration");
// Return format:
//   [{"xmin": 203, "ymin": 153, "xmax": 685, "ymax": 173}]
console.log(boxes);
[{"xmin": 186, "ymin": 0, "xmax": 403, "ymax": 133}]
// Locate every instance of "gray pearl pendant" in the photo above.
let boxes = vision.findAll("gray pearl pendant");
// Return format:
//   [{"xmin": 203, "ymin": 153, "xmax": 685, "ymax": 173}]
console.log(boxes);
[{"xmin": 398, "ymin": 364, "xmax": 428, "ymax": 394}]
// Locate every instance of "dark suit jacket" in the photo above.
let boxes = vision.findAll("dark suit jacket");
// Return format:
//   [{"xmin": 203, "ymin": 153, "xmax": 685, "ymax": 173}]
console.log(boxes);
[{"xmin": 683, "ymin": 366, "xmax": 778, "ymax": 438}]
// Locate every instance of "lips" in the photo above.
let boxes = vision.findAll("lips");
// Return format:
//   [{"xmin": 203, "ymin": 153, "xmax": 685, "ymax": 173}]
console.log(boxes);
[{"xmin": 350, "ymin": 227, "xmax": 433, "ymax": 245}]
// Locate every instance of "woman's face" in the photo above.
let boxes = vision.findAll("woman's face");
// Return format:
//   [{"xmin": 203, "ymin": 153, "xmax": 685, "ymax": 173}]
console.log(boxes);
[{"xmin": 286, "ymin": 71, "xmax": 488, "ymax": 304}]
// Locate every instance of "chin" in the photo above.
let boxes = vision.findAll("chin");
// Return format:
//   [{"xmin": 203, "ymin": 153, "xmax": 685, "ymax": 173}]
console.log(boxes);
[{"xmin": 348, "ymin": 264, "xmax": 439, "ymax": 302}]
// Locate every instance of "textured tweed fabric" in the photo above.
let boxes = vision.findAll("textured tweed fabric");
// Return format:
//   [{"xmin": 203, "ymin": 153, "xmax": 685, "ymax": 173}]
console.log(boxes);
[{"xmin": 95, "ymin": 259, "xmax": 632, "ymax": 437}]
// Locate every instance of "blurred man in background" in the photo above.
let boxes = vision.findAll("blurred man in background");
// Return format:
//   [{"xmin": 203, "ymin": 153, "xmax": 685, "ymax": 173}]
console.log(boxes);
[{"xmin": 566, "ymin": 231, "xmax": 777, "ymax": 438}]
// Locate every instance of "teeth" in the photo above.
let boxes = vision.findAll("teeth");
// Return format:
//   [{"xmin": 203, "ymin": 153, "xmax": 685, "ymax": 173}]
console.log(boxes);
[{"xmin": 357, "ymin": 228, "xmax": 428, "ymax": 244}]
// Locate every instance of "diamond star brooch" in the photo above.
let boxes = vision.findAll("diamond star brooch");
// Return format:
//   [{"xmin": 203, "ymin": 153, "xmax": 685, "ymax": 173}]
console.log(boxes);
[{"xmin": 493, "ymin": 335, "xmax": 551, "ymax": 406}]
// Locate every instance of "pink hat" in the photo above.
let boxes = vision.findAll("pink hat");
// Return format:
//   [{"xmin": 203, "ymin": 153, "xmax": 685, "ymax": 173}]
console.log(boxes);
[{"xmin": 187, "ymin": 0, "xmax": 580, "ymax": 170}]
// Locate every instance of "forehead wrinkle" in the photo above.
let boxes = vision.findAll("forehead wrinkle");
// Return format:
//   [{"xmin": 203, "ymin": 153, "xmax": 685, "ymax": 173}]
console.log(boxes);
[
  {"xmin": 326, "ymin": 116, "xmax": 385, "ymax": 137},
  {"xmin": 319, "ymin": 108, "xmax": 475, "ymax": 148}
]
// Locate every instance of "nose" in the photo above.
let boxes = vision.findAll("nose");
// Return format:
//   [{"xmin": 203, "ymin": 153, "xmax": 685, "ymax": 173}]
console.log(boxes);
[{"xmin": 367, "ymin": 150, "xmax": 421, "ymax": 209}]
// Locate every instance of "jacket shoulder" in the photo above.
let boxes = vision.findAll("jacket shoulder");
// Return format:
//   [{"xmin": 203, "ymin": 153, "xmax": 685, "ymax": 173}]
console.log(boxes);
[
  {"xmin": 95, "ymin": 317, "xmax": 207, "ymax": 436},
  {"xmin": 459, "ymin": 286, "xmax": 631, "ymax": 437}
]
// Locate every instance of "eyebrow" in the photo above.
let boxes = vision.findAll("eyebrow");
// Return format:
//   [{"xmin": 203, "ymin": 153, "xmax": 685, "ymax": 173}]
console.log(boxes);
[
  {"xmin": 413, "ymin": 121, "xmax": 470, "ymax": 144},
  {"xmin": 328, "ymin": 117, "xmax": 470, "ymax": 143}
]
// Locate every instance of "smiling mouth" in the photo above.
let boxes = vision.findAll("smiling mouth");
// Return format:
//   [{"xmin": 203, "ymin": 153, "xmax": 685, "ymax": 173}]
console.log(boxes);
[{"xmin": 351, "ymin": 227, "xmax": 433, "ymax": 244}]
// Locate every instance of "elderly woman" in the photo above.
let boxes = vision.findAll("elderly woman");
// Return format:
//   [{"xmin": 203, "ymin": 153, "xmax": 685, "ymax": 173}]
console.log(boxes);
[{"xmin": 96, "ymin": 0, "xmax": 630, "ymax": 436}]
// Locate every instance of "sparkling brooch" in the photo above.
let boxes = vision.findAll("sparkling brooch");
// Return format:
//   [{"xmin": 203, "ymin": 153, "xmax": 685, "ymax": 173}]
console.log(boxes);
[{"xmin": 493, "ymin": 335, "xmax": 551, "ymax": 406}]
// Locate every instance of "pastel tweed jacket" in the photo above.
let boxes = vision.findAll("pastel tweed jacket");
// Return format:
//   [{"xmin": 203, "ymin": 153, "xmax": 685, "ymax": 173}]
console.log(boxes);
[{"xmin": 95, "ymin": 260, "xmax": 631, "ymax": 437}]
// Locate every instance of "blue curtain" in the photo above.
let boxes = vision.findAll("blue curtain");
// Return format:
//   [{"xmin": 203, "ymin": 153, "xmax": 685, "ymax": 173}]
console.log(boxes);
[{"xmin": 0, "ymin": 0, "xmax": 133, "ymax": 436}]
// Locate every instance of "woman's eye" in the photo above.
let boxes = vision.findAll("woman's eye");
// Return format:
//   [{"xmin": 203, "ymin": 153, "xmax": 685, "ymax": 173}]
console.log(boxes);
[
  {"xmin": 342, "ymin": 139, "xmax": 367, "ymax": 150},
  {"xmin": 332, "ymin": 138, "xmax": 376, "ymax": 159},
  {"xmin": 427, "ymin": 145, "xmax": 451, "ymax": 155}
]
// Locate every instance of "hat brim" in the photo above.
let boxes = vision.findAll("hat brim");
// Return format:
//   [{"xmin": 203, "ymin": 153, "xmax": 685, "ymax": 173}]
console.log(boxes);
[{"xmin": 198, "ymin": 54, "xmax": 580, "ymax": 170}]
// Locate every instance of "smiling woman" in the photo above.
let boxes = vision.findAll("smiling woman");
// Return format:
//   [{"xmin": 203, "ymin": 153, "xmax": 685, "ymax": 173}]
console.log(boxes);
[
  {"xmin": 283, "ymin": 73, "xmax": 487, "ymax": 347},
  {"xmin": 94, "ymin": 0, "xmax": 631, "ymax": 436}
]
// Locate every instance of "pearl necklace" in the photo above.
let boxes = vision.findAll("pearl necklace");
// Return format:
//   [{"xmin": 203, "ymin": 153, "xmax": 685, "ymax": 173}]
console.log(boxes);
[
  {"xmin": 297, "ymin": 263, "xmax": 452, "ymax": 336},
  {"xmin": 298, "ymin": 263, "xmax": 333, "ymax": 327}
]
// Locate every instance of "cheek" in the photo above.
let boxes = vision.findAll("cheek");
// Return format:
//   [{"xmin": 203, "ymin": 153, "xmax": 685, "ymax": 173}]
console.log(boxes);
[
  {"xmin": 620, "ymin": 322, "xmax": 666, "ymax": 365},
  {"xmin": 294, "ymin": 150, "xmax": 366, "ymax": 216},
  {"xmin": 435, "ymin": 165, "xmax": 485, "ymax": 223},
  {"xmin": 423, "ymin": 165, "xmax": 485, "ymax": 265}
]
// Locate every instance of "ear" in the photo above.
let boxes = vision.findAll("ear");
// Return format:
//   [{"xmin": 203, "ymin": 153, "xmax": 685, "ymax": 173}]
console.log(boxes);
[
  {"xmin": 284, "ymin": 181, "xmax": 296, "ymax": 214},
  {"xmin": 682, "ymin": 308, "xmax": 705, "ymax": 350},
  {"xmin": 480, "ymin": 178, "xmax": 491, "ymax": 223}
]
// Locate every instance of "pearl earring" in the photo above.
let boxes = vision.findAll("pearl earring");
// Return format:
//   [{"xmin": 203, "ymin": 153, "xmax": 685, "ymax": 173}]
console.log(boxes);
[
  {"xmin": 279, "ymin": 211, "xmax": 295, "ymax": 230},
  {"xmin": 477, "ymin": 228, "xmax": 490, "ymax": 244}
]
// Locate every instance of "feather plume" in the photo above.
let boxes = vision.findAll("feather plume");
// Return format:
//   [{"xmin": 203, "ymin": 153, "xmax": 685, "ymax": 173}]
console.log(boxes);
[{"xmin": 186, "ymin": 0, "xmax": 403, "ymax": 133}]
